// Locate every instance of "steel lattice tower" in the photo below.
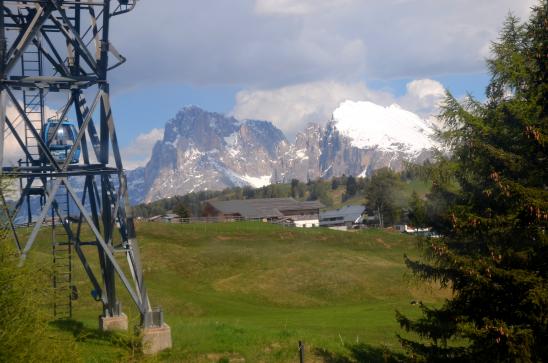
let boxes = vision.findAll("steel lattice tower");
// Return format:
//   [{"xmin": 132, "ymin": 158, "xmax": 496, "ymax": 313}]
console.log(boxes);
[{"xmin": 0, "ymin": 0, "xmax": 171, "ymax": 351}]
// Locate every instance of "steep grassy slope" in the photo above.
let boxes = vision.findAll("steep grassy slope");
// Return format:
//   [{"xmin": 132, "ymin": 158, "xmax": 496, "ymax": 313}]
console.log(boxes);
[{"xmin": 24, "ymin": 222, "xmax": 447, "ymax": 362}]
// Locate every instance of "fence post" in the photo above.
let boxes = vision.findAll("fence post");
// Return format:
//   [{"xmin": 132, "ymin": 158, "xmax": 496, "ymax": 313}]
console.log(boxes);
[{"xmin": 298, "ymin": 341, "xmax": 304, "ymax": 363}]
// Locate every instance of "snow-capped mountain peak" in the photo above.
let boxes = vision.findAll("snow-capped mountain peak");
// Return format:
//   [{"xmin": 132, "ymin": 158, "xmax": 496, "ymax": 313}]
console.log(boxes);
[{"xmin": 332, "ymin": 100, "xmax": 438, "ymax": 155}]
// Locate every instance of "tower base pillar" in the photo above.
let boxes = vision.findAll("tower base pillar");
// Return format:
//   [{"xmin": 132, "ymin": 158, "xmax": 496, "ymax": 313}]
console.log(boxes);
[
  {"xmin": 142, "ymin": 323, "xmax": 172, "ymax": 354},
  {"xmin": 99, "ymin": 313, "xmax": 128, "ymax": 332}
]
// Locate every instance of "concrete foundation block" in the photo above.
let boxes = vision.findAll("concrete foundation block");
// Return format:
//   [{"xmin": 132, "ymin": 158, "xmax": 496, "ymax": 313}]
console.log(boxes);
[
  {"xmin": 142, "ymin": 323, "xmax": 172, "ymax": 355},
  {"xmin": 99, "ymin": 313, "xmax": 128, "ymax": 332}
]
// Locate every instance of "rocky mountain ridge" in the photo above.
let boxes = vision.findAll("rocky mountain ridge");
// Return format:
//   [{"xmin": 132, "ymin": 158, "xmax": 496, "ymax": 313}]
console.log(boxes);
[{"xmin": 127, "ymin": 103, "xmax": 438, "ymax": 204}]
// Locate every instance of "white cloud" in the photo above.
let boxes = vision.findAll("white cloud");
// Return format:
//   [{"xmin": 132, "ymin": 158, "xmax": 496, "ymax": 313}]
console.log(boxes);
[
  {"xmin": 399, "ymin": 79, "xmax": 445, "ymax": 118},
  {"xmin": 232, "ymin": 80, "xmax": 395, "ymax": 138},
  {"xmin": 121, "ymin": 128, "xmax": 164, "ymax": 169},
  {"xmin": 232, "ymin": 78, "xmax": 447, "ymax": 138},
  {"xmin": 255, "ymin": 0, "xmax": 353, "ymax": 15},
  {"xmin": 110, "ymin": 0, "xmax": 367, "ymax": 90},
  {"xmin": 108, "ymin": 0, "xmax": 535, "ymax": 90}
]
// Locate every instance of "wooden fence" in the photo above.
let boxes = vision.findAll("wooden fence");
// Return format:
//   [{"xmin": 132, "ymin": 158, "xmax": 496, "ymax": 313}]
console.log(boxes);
[{"xmin": 141, "ymin": 215, "xmax": 295, "ymax": 226}]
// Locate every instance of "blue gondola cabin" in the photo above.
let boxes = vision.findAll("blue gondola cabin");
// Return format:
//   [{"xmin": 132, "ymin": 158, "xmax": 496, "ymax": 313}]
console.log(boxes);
[{"xmin": 41, "ymin": 120, "xmax": 81, "ymax": 164}]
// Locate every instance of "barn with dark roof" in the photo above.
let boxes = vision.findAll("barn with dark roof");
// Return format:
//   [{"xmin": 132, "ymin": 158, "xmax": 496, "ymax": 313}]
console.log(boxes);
[{"xmin": 203, "ymin": 197, "xmax": 324, "ymax": 227}]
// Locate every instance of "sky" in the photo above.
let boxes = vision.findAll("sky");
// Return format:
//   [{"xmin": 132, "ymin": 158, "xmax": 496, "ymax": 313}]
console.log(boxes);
[{"xmin": 67, "ymin": 0, "xmax": 539, "ymax": 168}]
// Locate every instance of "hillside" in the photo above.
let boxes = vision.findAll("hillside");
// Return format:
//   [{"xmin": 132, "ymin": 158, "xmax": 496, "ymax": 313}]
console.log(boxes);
[{"xmin": 26, "ymin": 222, "xmax": 448, "ymax": 362}]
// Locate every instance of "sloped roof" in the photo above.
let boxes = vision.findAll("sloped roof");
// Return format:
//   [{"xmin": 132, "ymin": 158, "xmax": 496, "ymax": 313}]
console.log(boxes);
[
  {"xmin": 207, "ymin": 197, "xmax": 323, "ymax": 219},
  {"xmin": 163, "ymin": 213, "xmax": 180, "ymax": 219},
  {"xmin": 295, "ymin": 200, "xmax": 324, "ymax": 209},
  {"xmin": 320, "ymin": 205, "xmax": 366, "ymax": 223}
]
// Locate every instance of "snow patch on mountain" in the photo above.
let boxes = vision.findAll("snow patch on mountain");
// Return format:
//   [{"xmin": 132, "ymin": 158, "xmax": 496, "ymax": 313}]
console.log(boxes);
[
  {"xmin": 332, "ymin": 100, "xmax": 437, "ymax": 154},
  {"xmin": 295, "ymin": 149, "xmax": 308, "ymax": 159},
  {"xmin": 240, "ymin": 174, "xmax": 272, "ymax": 188},
  {"xmin": 224, "ymin": 132, "xmax": 239, "ymax": 146},
  {"xmin": 184, "ymin": 147, "xmax": 203, "ymax": 160}
]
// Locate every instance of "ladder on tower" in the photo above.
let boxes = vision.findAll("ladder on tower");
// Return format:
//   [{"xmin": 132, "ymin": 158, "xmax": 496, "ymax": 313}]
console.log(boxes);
[
  {"xmin": 18, "ymin": 44, "xmax": 46, "ymax": 225},
  {"xmin": 51, "ymin": 181, "xmax": 74, "ymax": 320},
  {"xmin": 21, "ymin": 47, "xmax": 44, "ymax": 165},
  {"xmin": 15, "ymin": 12, "xmax": 76, "ymax": 319}
]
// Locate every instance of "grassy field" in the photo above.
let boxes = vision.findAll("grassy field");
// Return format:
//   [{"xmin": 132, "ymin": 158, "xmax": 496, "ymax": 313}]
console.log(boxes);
[{"xmin": 25, "ymin": 222, "xmax": 447, "ymax": 362}]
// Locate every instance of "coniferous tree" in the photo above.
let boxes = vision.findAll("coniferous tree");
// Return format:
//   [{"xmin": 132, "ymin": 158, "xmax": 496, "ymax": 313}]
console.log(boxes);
[
  {"xmin": 345, "ymin": 175, "xmax": 358, "ymax": 199},
  {"xmin": 308, "ymin": 180, "xmax": 334, "ymax": 207},
  {"xmin": 365, "ymin": 168, "xmax": 402, "ymax": 227},
  {"xmin": 174, "ymin": 203, "xmax": 190, "ymax": 219},
  {"xmin": 408, "ymin": 191, "xmax": 428, "ymax": 228},
  {"xmin": 291, "ymin": 178, "xmax": 300, "ymax": 198},
  {"xmin": 397, "ymin": 5, "xmax": 548, "ymax": 362},
  {"xmin": 331, "ymin": 177, "xmax": 340, "ymax": 190}
]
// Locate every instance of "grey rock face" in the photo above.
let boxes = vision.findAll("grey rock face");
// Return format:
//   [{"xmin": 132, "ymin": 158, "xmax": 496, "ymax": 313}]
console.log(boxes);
[
  {"xmin": 274, "ymin": 123, "xmax": 322, "ymax": 183},
  {"xmin": 318, "ymin": 121, "xmax": 433, "ymax": 179},
  {"xmin": 133, "ymin": 106, "xmax": 287, "ymax": 203}
]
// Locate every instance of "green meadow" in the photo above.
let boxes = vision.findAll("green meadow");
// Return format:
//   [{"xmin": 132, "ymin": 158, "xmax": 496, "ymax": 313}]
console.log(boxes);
[{"xmin": 25, "ymin": 222, "xmax": 448, "ymax": 362}]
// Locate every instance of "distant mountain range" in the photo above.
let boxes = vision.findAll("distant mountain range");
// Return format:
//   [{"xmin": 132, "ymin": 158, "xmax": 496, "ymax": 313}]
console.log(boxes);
[{"xmin": 127, "ymin": 102, "xmax": 439, "ymax": 204}]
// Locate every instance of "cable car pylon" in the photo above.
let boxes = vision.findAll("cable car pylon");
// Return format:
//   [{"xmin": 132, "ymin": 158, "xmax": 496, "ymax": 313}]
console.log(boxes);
[{"xmin": 0, "ymin": 0, "xmax": 171, "ymax": 354}]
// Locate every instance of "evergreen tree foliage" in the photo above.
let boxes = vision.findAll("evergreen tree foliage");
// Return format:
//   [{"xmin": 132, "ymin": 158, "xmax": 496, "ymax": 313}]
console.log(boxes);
[
  {"xmin": 345, "ymin": 175, "xmax": 358, "ymax": 199},
  {"xmin": 291, "ymin": 178, "xmax": 300, "ymax": 198},
  {"xmin": 174, "ymin": 202, "xmax": 190, "ymax": 218},
  {"xmin": 408, "ymin": 191, "xmax": 428, "ymax": 228},
  {"xmin": 308, "ymin": 180, "xmax": 334, "ymax": 207},
  {"xmin": 397, "ymin": 5, "xmax": 548, "ymax": 362},
  {"xmin": 331, "ymin": 177, "xmax": 340, "ymax": 190},
  {"xmin": 132, "ymin": 189, "xmax": 223, "ymax": 217},
  {"xmin": 364, "ymin": 168, "xmax": 402, "ymax": 227}
]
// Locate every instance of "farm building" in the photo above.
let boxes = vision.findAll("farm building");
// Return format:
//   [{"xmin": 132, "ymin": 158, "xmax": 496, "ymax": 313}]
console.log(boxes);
[
  {"xmin": 147, "ymin": 213, "xmax": 181, "ymax": 223},
  {"xmin": 319, "ymin": 205, "xmax": 366, "ymax": 229},
  {"xmin": 203, "ymin": 198, "xmax": 324, "ymax": 227}
]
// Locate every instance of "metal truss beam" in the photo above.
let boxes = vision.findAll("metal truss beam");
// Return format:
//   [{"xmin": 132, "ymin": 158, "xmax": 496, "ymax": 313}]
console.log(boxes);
[
  {"xmin": 4, "ymin": 86, "xmax": 60, "ymax": 168},
  {"xmin": 5, "ymin": 3, "xmax": 53, "ymax": 75},
  {"xmin": 64, "ymin": 180, "xmax": 144, "ymax": 313}
]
